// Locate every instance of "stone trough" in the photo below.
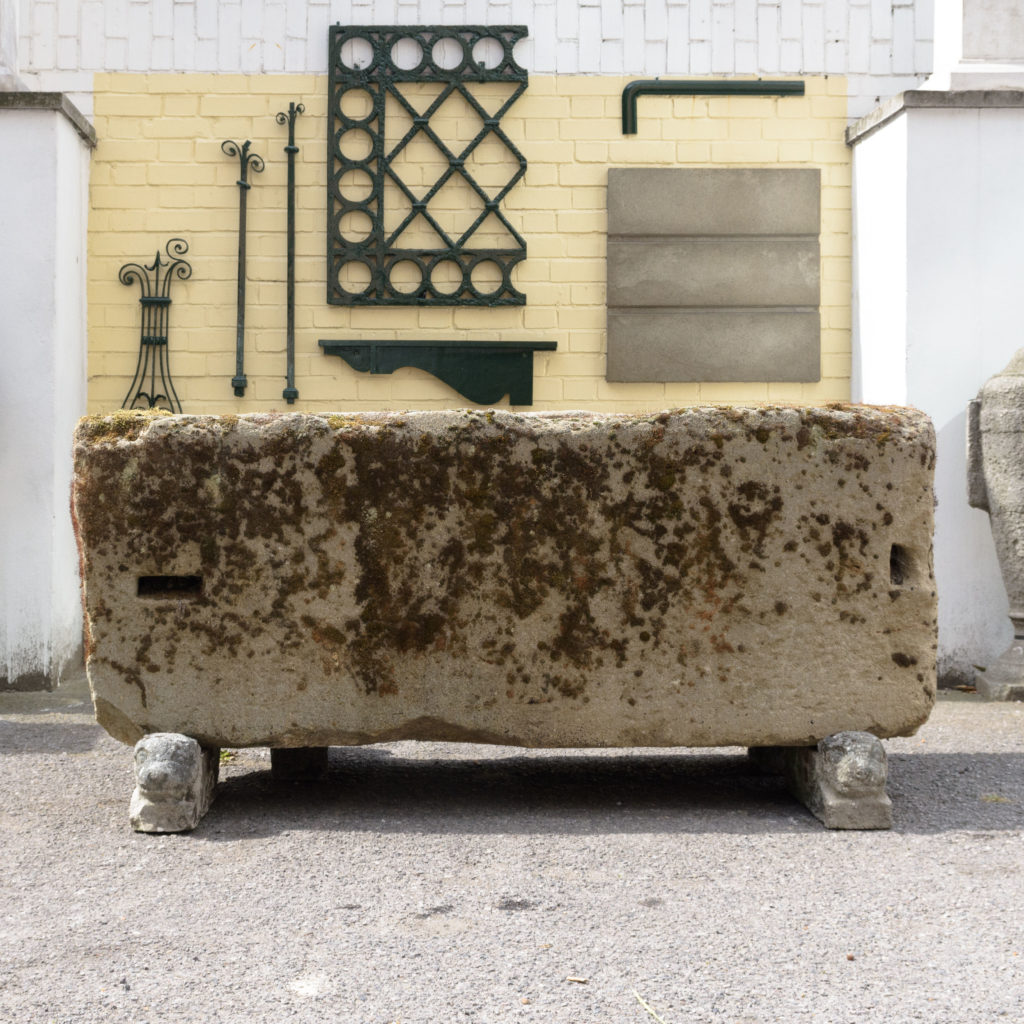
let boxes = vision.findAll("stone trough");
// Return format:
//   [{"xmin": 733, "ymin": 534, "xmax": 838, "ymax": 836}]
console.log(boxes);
[{"xmin": 71, "ymin": 406, "xmax": 937, "ymax": 831}]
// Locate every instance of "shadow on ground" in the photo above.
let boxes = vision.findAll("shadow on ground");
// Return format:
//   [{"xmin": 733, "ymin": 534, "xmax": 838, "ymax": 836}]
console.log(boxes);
[
  {"xmin": 197, "ymin": 746, "xmax": 1024, "ymax": 840},
  {"xmin": 0, "ymin": 719, "xmax": 101, "ymax": 755}
]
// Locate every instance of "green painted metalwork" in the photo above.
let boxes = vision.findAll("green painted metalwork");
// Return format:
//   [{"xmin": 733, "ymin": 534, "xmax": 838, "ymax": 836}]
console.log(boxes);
[
  {"xmin": 120, "ymin": 238, "xmax": 191, "ymax": 414},
  {"xmin": 319, "ymin": 339, "xmax": 556, "ymax": 405},
  {"xmin": 621, "ymin": 79, "xmax": 806, "ymax": 135},
  {"xmin": 327, "ymin": 25, "xmax": 528, "ymax": 306},
  {"xmin": 276, "ymin": 101, "xmax": 304, "ymax": 404},
  {"xmin": 221, "ymin": 139, "xmax": 264, "ymax": 396}
]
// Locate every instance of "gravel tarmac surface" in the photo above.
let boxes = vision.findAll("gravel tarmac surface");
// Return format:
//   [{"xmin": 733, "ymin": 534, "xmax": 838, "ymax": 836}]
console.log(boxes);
[{"xmin": 1, "ymin": 672, "xmax": 1022, "ymax": 1024}]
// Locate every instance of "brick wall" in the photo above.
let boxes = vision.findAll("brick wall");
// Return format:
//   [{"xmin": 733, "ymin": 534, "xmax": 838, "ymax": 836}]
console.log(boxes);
[
  {"xmin": 88, "ymin": 72, "xmax": 851, "ymax": 414},
  {"xmin": 23, "ymin": 1, "xmax": 932, "ymax": 120}
]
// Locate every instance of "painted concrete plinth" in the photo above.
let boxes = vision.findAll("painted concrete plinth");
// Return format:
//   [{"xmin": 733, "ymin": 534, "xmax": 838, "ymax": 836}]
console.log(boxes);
[{"xmin": 72, "ymin": 407, "xmax": 937, "ymax": 756}]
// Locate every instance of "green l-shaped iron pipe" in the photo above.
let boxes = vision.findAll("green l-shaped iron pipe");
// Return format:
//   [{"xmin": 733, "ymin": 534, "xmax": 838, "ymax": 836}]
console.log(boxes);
[{"xmin": 621, "ymin": 79, "xmax": 805, "ymax": 134}]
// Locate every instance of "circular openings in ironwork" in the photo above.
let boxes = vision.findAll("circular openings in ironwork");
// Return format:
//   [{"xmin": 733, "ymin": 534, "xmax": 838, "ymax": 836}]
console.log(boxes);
[
  {"xmin": 391, "ymin": 36, "xmax": 423, "ymax": 71},
  {"xmin": 430, "ymin": 259, "xmax": 464, "ymax": 297},
  {"xmin": 431, "ymin": 37, "xmax": 466, "ymax": 72},
  {"xmin": 339, "ymin": 35, "xmax": 373, "ymax": 71},
  {"xmin": 338, "ymin": 209, "xmax": 374, "ymax": 243},
  {"xmin": 388, "ymin": 260, "xmax": 423, "ymax": 296},
  {"xmin": 511, "ymin": 36, "xmax": 530, "ymax": 71},
  {"xmin": 337, "ymin": 128, "xmax": 374, "ymax": 162},
  {"xmin": 336, "ymin": 168, "xmax": 374, "ymax": 203},
  {"xmin": 338, "ymin": 88, "xmax": 374, "ymax": 124},
  {"xmin": 338, "ymin": 260, "xmax": 372, "ymax": 296},
  {"xmin": 470, "ymin": 259, "xmax": 503, "ymax": 297},
  {"xmin": 471, "ymin": 37, "xmax": 504, "ymax": 70}
]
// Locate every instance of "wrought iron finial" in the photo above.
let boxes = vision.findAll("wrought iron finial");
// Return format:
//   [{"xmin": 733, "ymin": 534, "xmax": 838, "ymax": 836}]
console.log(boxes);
[
  {"xmin": 220, "ymin": 138, "xmax": 265, "ymax": 188},
  {"xmin": 276, "ymin": 102, "xmax": 305, "ymax": 404},
  {"xmin": 120, "ymin": 238, "xmax": 192, "ymax": 413},
  {"xmin": 275, "ymin": 101, "xmax": 305, "ymax": 144},
  {"xmin": 222, "ymin": 139, "xmax": 264, "ymax": 397}
]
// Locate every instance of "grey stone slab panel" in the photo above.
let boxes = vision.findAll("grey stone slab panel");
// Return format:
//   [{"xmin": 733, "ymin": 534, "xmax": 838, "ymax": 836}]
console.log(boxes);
[
  {"xmin": 607, "ymin": 238, "xmax": 820, "ymax": 309},
  {"xmin": 606, "ymin": 309, "xmax": 821, "ymax": 382},
  {"xmin": 72, "ymin": 408, "xmax": 936, "ymax": 754},
  {"xmin": 607, "ymin": 168, "xmax": 821, "ymax": 238}
]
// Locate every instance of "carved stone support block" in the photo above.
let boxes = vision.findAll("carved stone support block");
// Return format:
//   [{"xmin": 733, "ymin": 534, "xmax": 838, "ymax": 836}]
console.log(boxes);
[
  {"xmin": 751, "ymin": 731, "xmax": 893, "ymax": 830},
  {"xmin": 129, "ymin": 733, "xmax": 219, "ymax": 833}
]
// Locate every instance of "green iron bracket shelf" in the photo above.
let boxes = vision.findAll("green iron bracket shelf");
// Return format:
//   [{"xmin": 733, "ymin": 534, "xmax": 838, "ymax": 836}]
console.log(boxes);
[
  {"xmin": 319, "ymin": 339, "xmax": 556, "ymax": 405},
  {"xmin": 621, "ymin": 79, "xmax": 805, "ymax": 134}
]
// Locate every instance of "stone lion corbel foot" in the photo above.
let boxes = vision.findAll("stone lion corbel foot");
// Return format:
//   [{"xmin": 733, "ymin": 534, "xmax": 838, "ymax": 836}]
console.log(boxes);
[
  {"xmin": 129, "ymin": 733, "xmax": 220, "ymax": 833},
  {"xmin": 750, "ymin": 731, "xmax": 892, "ymax": 830}
]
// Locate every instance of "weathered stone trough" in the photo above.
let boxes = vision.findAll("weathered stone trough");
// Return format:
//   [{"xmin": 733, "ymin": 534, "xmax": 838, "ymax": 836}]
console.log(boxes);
[{"xmin": 72, "ymin": 406, "xmax": 937, "ymax": 831}]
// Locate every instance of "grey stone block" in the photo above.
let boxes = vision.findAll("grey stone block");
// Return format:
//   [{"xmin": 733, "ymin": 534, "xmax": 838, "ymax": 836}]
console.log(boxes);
[
  {"xmin": 607, "ymin": 238, "xmax": 820, "ymax": 308},
  {"xmin": 968, "ymin": 349, "xmax": 1024, "ymax": 700},
  {"xmin": 751, "ymin": 731, "xmax": 893, "ymax": 830},
  {"xmin": 73, "ymin": 408, "xmax": 936, "ymax": 755},
  {"xmin": 606, "ymin": 310, "xmax": 820, "ymax": 382},
  {"xmin": 607, "ymin": 168, "xmax": 820, "ymax": 237},
  {"xmin": 975, "ymin": 643, "xmax": 1024, "ymax": 701},
  {"xmin": 966, "ymin": 398, "xmax": 989, "ymax": 511},
  {"xmin": 129, "ymin": 733, "xmax": 219, "ymax": 833}
]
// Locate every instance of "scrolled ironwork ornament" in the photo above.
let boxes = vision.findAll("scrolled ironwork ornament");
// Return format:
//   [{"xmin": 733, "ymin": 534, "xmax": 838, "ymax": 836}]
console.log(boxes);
[
  {"xmin": 222, "ymin": 138, "xmax": 265, "ymax": 397},
  {"xmin": 120, "ymin": 238, "xmax": 192, "ymax": 413}
]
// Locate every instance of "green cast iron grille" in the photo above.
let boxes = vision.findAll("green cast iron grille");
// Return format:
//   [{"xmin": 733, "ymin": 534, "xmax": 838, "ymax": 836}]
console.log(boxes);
[{"xmin": 328, "ymin": 24, "xmax": 528, "ymax": 306}]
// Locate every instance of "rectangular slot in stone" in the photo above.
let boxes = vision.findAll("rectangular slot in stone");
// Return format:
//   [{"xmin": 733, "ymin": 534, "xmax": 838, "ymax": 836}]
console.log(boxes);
[
  {"xmin": 73, "ymin": 408, "xmax": 936, "ymax": 753},
  {"xmin": 137, "ymin": 575, "xmax": 203, "ymax": 600}
]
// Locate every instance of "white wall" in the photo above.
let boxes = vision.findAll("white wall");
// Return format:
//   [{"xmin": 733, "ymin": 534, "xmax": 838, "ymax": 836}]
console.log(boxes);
[
  {"xmin": 0, "ymin": 107, "xmax": 89, "ymax": 689},
  {"xmin": 853, "ymin": 102, "xmax": 1024, "ymax": 684},
  {"xmin": 17, "ymin": 0, "xmax": 934, "ymax": 119},
  {"xmin": 851, "ymin": 113, "xmax": 908, "ymax": 406},
  {"xmin": 0, "ymin": 0, "xmax": 21, "ymax": 87}
]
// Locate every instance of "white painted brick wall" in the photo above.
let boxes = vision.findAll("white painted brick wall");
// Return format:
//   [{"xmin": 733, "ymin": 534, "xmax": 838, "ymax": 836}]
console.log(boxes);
[
  {"xmin": 18, "ymin": 0, "xmax": 936, "ymax": 119},
  {"xmin": 757, "ymin": 4, "xmax": 779, "ymax": 74}
]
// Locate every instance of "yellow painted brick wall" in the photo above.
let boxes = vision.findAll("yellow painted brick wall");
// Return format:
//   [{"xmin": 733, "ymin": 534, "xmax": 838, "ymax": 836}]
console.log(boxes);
[{"xmin": 88, "ymin": 73, "xmax": 851, "ymax": 414}]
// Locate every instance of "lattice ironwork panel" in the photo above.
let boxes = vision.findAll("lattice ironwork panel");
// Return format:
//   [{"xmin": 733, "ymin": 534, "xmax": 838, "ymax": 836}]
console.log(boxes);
[{"xmin": 328, "ymin": 24, "xmax": 528, "ymax": 306}]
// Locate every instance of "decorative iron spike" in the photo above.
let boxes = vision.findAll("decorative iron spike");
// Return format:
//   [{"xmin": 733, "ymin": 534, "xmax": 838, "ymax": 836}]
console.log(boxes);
[
  {"xmin": 276, "ymin": 102, "xmax": 304, "ymax": 404},
  {"xmin": 120, "ymin": 238, "xmax": 192, "ymax": 414},
  {"xmin": 221, "ymin": 139, "xmax": 264, "ymax": 397}
]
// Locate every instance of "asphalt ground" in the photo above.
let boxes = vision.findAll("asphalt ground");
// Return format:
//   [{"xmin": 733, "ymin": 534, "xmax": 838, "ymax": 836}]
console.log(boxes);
[{"xmin": 1, "ymin": 670, "xmax": 1022, "ymax": 1024}]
